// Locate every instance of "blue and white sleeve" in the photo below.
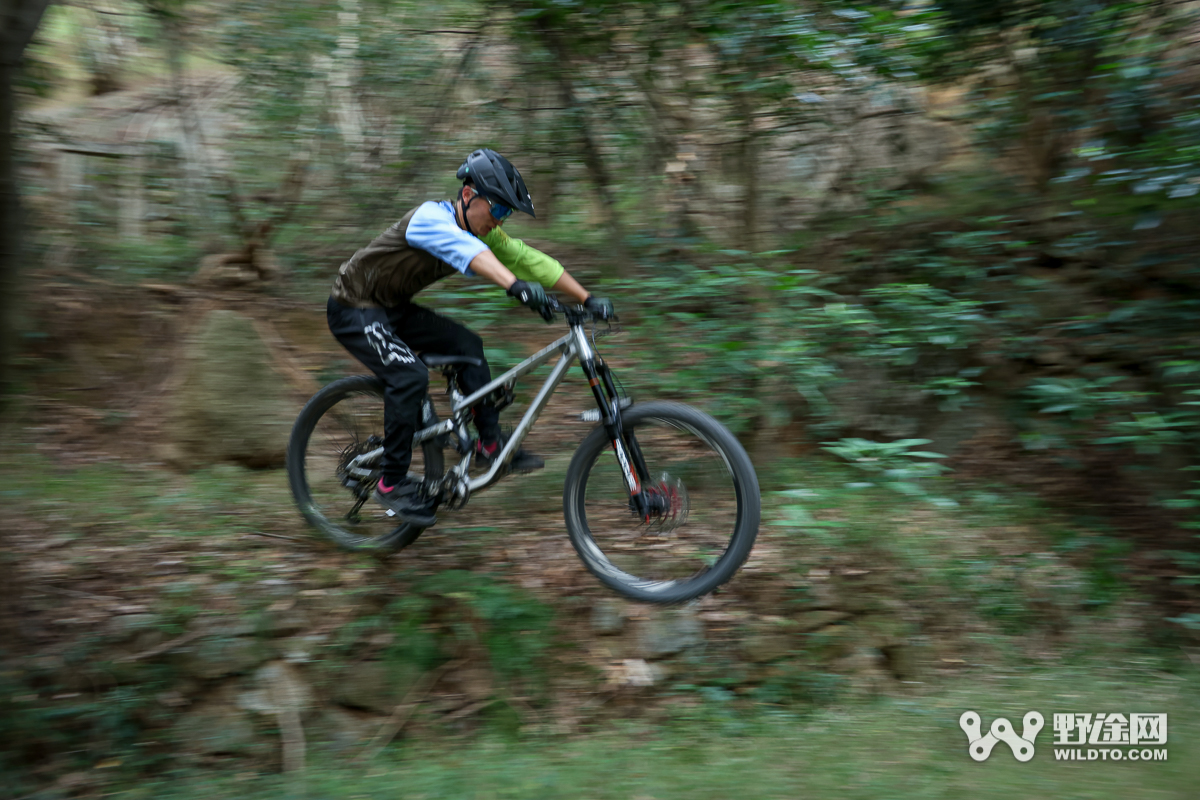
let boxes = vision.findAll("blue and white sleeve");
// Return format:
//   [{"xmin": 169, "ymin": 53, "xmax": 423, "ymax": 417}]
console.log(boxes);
[{"xmin": 404, "ymin": 201, "xmax": 489, "ymax": 275}]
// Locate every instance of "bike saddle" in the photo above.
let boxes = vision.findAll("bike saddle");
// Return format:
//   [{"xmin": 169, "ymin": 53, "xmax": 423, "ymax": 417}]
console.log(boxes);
[{"xmin": 419, "ymin": 353, "xmax": 483, "ymax": 371}]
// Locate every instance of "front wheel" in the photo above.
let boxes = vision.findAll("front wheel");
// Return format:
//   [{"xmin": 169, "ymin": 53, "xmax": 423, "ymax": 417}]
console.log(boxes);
[
  {"xmin": 287, "ymin": 375, "xmax": 444, "ymax": 551},
  {"xmin": 563, "ymin": 401, "xmax": 760, "ymax": 603}
]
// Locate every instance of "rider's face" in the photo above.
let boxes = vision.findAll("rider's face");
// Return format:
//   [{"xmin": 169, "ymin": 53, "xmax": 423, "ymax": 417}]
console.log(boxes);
[{"xmin": 462, "ymin": 185, "xmax": 503, "ymax": 236}]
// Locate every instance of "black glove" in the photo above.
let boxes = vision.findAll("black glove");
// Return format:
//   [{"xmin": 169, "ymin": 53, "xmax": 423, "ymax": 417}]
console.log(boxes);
[
  {"xmin": 584, "ymin": 295, "xmax": 615, "ymax": 321},
  {"xmin": 507, "ymin": 280, "xmax": 548, "ymax": 312}
]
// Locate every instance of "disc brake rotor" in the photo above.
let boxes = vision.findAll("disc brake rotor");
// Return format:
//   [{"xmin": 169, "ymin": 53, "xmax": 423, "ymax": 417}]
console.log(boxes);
[{"xmin": 629, "ymin": 472, "xmax": 690, "ymax": 532}]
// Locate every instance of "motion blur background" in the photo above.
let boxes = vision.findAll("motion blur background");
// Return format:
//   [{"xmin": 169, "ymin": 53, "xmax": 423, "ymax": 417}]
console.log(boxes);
[{"xmin": 1, "ymin": 1, "xmax": 1199, "ymax": 797}]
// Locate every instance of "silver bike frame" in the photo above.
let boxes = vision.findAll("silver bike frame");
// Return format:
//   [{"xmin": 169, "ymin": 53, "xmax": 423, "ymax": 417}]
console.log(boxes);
[{"xmin": 403, "ymin": 324, "xmax": 595, "ymax": 496}]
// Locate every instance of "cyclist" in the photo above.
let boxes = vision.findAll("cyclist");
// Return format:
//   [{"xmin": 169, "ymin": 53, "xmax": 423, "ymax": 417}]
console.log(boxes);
[{"xmin": 327, "ymin": 148, "xmax": 614, "ymax": 527}]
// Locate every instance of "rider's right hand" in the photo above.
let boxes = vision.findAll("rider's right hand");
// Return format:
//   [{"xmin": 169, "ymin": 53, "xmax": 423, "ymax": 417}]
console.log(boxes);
[{"xmin": 507, "ymin": 279, "xmax": 550, "ymax": 319}]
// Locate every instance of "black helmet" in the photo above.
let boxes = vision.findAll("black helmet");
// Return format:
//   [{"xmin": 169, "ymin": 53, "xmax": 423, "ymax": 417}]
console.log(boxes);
[{"xmin": 456, "ymin": 148, "xmax": 536, "ymax": 218}]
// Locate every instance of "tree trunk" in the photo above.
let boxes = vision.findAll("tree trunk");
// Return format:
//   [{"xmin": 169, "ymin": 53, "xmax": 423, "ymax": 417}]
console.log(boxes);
[
  {"xmin": 158, "ymin": 5, "xmax": 215, "ymax": 244},
  {"xmin": 733, "ymin": 93, "xmax": 759, "ymax": 253},
  {"xmin": 0, "ymin": 0, "xmax": 52, "ymax": 401},
  {"xmin": 393, "ymin": 27, "xmax": 483, "ymax": 198},
  {"xmin": 535, "ymin": 23, "xmax": 628, "ymax": 276},
  {"xmin": 0, "ymin": 0, "xmax": 52, "ymax": 648}
]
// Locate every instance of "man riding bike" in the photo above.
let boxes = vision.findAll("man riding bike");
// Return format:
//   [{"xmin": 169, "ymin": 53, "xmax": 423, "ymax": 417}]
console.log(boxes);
[{"xmin": 327, "ymin": 148, "xmax": 614, "ymax": 528}]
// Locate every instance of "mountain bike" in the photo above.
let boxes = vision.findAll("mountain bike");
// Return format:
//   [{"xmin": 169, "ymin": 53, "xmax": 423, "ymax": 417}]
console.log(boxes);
[{"xmin": 286, "ymin": 299, "xmax": 760, "ymax": 604}]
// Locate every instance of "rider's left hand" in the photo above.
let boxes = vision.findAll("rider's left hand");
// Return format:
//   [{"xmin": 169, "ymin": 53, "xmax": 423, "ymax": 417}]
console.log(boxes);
[{"xmin": 584, "ymin": 295, "xmax": 615, "ymax": 321}]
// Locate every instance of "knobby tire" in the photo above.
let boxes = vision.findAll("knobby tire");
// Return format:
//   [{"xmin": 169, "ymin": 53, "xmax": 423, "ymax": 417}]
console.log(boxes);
[
  {"xmin": 563, "ymin": 401, "xmax": 760, "ymax": 603},
  {"xmin": 287, "ymin": 375, "xmax": 443, "ymax": 551}
]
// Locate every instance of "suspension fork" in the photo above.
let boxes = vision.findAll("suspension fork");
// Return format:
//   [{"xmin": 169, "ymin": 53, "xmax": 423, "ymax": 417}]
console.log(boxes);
[
  {"xmin": 598, "ymin": 358, "xmax": 651, "ymax": 483},
  {"xmin": 575, "ymin": 331, "xmax": 652, "ymax": 514}
]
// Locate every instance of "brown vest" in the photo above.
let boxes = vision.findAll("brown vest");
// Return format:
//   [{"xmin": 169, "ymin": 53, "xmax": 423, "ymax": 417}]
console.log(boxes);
[{"xmin": 330, "ymin": 206, "xmax": 458, "ymax": 308}]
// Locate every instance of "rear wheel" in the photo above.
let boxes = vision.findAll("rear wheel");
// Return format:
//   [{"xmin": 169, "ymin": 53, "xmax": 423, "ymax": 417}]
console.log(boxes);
[
  {"xmin": 563, "ymin": 401, "xmax": 760, "ymax": 603},
  {"xmin": 287, "ymin": 375, "xmax": 444, "ymax": 551}
]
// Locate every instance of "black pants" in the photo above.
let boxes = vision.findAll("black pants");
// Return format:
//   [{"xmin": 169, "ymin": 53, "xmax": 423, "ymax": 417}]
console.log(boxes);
[{"xmin": 327, "ymin": 296, "xmax": 500, "ymax": 483}]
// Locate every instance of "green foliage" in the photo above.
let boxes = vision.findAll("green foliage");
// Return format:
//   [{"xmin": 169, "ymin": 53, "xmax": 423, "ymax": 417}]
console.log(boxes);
[
  {"xmin": 609, "ymin": 255, "xmax": 992, "ymax": 438},
  {"xmin": 821, "ymin": 437, "xmax": 950, "ymax": 500},
  {"xmin": 861, "ymin": 283, "xmax": 988, "ymax": 363},
  {"xmin": 417, "ymin": 570, "xmax": 556, "ymax": 683},
  {"xmin": 1025, "ymin": 375, "xmax": 1143, "ymax": 421}
]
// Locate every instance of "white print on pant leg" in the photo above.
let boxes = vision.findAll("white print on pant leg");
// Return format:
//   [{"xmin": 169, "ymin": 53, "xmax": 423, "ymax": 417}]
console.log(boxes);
[{"xmin": 364, "ymin": 322, "xmax": 416, "ymax": 365}]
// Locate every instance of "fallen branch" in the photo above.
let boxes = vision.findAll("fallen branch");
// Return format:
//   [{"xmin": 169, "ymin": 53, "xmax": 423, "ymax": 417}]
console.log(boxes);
[
  {"xmin": 442, "ymin": 697, "xmax": 500, "ymax": 722},
  {"xmin": 360, "ymin": 658, "xmax": 465, "ymax": 760},
  {"xmin": 244, "ymin": 531, "xmax": 308, "ymax": 544},
  {"xmin": 115, "ymin": 629, "xmax": 204, "ymax": 663}
]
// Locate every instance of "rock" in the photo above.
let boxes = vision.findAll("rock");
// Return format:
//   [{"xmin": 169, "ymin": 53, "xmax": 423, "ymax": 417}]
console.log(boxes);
[
  {"xmin": 855, "ymin": 614, "xmax": 911, "ymax": 649},
  {"xmin": 806, "ymin": 624, "xmax": 858, "ymax": 661},
  {"xmin": 104, "ymin": 613, "xmax": 167, "ymax": 655},
  {"xmin": 793, "ymin": 609, "xmax": 851, "ymax": 631},
  {"xmin": 881, "ymin": 637, "xmax": 931, "ymax": 682},
  {"xmin": 741, "ymin": 617, "xmax": 800, "ymax": 663},
  {"xmin": 590, "ymin": 599, "xmax": 628, "ymax": 635},
  {"xmin": 329, "ymin": 659, "xmax": 421, "ymax": 713},
  {"xmin": 176, "ymin": 634, "xmax": 270, "ymax": 680},
  {"xmin": 834, "ymin": 574, "xmax": 890, "ymax": 614},
  {"xmin": 105, "ymin": 613, "xmax": 161, "ymax": 640},
  {"xmin": 803, "ymin": 571, "xmax": 841, "ymax": 608},
  {"xmin": 260, "ymin": 602, "xmax": 310, "ymax": 638},
  {"xmin": 274, "ymin": 633, "xmax": 326, "ymax": 664},
  {"xmin": 191, "ymin": 250, "xmax": 281, "ymax": 289},
  {"xmin": 314, "ymin": 705, "xmax": 379, "ymax": 753},
  {"xmin": 171, "ymin": 685, "xmax": 263, "ymax": 756},
  {"xmin": 603, "ymin": 658, "xmax": 665, "ymax": 687},
  {"xmin": 742, "ymin": 631, "xmax": 793, "ymax": 663},
  {"xmin": 635, "ymin": 607, "xmax": 704, "ymax": 659},
  {"xmin": 164, "ymin": 310, "xmax": 296, "ymax": 469},
  {"xmin": 237, "ymin": 661, "xmax": 316, "ymax": 717},
  {"xmin": 832, "ymin": 646, "xmax": 892, "ymax": 699}
]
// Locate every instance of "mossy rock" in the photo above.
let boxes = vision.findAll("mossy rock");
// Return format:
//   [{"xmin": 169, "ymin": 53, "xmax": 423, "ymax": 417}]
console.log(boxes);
[
  {"xmin": 165, "ymin": 310, "xmax": 296, "ymax": 469},
  {"xmin": 327, "ymin": 658, "xmax": 422, "ymax": 713}
]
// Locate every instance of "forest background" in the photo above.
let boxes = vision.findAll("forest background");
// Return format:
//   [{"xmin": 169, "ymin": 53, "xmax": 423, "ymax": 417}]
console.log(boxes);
[{"xmin": 2, "ymin": 1, "xmax": 1200, "ymax": 798}]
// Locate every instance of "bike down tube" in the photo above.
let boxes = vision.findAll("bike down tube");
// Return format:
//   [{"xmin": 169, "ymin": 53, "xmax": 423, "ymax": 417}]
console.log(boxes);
[{"xmin": 467, "ymin": 343, "xmax": 578, "ymax": 492}]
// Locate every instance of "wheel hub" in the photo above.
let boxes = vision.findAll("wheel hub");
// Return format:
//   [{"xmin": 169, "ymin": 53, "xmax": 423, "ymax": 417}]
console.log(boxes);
[{"xmin": 629, "ymin": 473, "xmax": 689, "ymax": 531}]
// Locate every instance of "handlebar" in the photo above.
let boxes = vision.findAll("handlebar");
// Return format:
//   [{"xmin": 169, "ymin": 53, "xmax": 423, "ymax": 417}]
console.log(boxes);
[{"xmin": 540, "ymin": 295, "xmax": 615, "ymax": 325}]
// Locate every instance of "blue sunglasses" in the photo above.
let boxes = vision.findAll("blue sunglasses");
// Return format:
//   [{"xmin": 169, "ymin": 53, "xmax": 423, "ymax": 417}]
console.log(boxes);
[{"xmin": 480, "ymin": 193, "xmax": 513, "ymax": 221}]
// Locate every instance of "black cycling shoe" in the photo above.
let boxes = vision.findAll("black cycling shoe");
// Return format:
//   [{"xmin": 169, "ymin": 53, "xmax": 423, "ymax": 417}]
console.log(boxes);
[
  {"xmin": 373, "ymin": 478, "xmax": 438, "ymax": 527},
  {"xmin": 475, "ymin": 437, "xmax": 545, "ymax": 473}
]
